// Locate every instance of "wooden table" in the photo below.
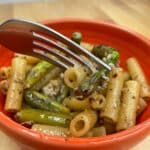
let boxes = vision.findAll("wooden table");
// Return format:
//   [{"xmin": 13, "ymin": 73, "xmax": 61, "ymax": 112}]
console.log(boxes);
[{"xmin": 0, "ymin": 0, "xmax": 149, "ymax": 149}]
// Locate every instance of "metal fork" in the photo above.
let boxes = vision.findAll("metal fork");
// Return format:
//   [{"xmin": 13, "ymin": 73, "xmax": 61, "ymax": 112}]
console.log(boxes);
[{"xmin": 0, "ymin": 19, "xmax": 111, "ymax": 72}]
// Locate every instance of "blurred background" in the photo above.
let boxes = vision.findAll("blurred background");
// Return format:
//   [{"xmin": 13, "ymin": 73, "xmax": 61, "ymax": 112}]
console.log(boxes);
[{"xmin": 0, "ymin": 0, "xmax": 150, "ymax": 37}]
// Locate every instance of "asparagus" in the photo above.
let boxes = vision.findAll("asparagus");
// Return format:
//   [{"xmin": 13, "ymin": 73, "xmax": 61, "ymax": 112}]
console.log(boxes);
[
  {"xmin": 76, "ymin": 45, "xmax": 119, "ymax": 96},
  {"xmin": 31, "ymin": 67, "xmax": 62, "ymax": 91},
  {"xmin": 24, "ymin": 90, "xmax": 70, "ymax": 113},
  {"xmin": 92, "ymin": 45, "xmax": 119, "ymax": 65},
  {"xmin": 75, "ymin": 69, "xmax": 107, "ymax": 96},
  {"xmin": 56, "ymin": 83, "xmax": 69, "ymax": 103},
  {"xmin": 15, "ymin": 108, "xmax": 72, "ymax": 127},
  {"xmin": 71, "ymin": 32, "xmax": 82, "ymax": 45},
  {"xmin": 25, "ymin": 60, "xmax": 54, "ymax": 88}
]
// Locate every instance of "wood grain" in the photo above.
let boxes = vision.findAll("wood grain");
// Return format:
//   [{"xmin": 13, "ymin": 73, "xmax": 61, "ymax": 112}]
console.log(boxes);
[{"xmin": 0, "ymin": 0, "xmax": 150, "ymax": 150}]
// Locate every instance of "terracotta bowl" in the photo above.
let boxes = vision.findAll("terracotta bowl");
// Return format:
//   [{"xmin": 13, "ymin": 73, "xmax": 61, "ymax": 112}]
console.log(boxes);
[{"xmin": 0, "ymin": 19, "xmax": 149, "ymax": 150}]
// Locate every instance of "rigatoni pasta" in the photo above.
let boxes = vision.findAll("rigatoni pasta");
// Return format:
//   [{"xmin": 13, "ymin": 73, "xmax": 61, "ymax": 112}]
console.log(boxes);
[
  {"xmin": 69, "ymin": 109, "xmax": 97, "ymax": 137},
  {"xmin": 0, "ymin": 66, "xmax": 11, "ymax": 80},
  {"xmin": 15, "ymin": 53, "xmax": 40, "ymax": 65},
  {"xmin": 127, "ymin": 57, "xmax": 150, "ymax": 100},
  {"xmin": 0, "ymin": 31, "xmax": 149, "ymax": 138},
  {"xmin": 63, "ymin": 96, "xmax": 90, "ymax": 111},
  {"xmin": 64, "ymin": 66, "xmax": 87, "ymax": 89},
  {"xmin": 85, "ymin": 126, "xmax": 106, "ymax": 137},
  {"xmin": 0, "ymin": 79, "xmax": 9, "ymax": 95},
  {"xmin": 116, "ymin": 80, "xmax": 140, "ymax": 131},
  {"xmin": 100, "ymin": 68, "xmax": 124, "ymax": 124},
  {"xmin": 32, "ymin": 124, "xmax": 69, "ymax": 137},
  {"xmin": 137, "ymin": 98, "xmax": 147, "ymax": 116},
  {"xmin": 89, "ymin": 92, "xmax": 106, "ymax": 110},
  {"xmin": 4, "ymin": 57, "xmax": 27, "ymax": 112}
]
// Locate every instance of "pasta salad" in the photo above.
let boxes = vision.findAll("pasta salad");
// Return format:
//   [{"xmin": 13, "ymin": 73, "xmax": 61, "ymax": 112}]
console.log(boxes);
[{"xmin": 0, "ymin": 32, "xmax": 149, "ymax": 138}]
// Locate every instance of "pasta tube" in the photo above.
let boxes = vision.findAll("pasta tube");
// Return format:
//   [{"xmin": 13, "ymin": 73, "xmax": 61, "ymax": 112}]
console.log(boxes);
[
  {"xmin": 137, "ymin": 98, "xmax": 147, "ymax": 116},
  {"xmin": 100, "ymin": 68, "xmax": 124, "ymax": 124},
  {"xmin": 89, "ymin": 92, "xmax": 106, "ymax": 110},
  {"xmin": 0, "ymin": 79, "xmax": 9, "ymax": 95},
  {"xmin": 64, "ymin": 66, "xmax": 86, "ymax": 89},
  {"xmin": 4, "ymin": 57, "xmax": 27, "ymax": 112},
  {"xmin": 63, "ymin": 96, "xmax": 90, "ymax": 111},
  {"xmin": 85, "ymin": 126, "xmax": 106, "ymax": 137},
  {"xmin": 0, "ymin": 65, "xmax": 32, "ymax": 80},
  {"xmin": 32, "ymin": 124, "xmax": 68, "ymax": 137},
  {"xmin": 116, "ymin": 80, "xmax": 140, "ymax": 131},
  {"xmin": 127, "ymin": 57, "xmax": 150, "ymax": 99},
  {"xmin": 123, "ymin": 71, "xmax": 130, "ymax": 81},
  {"xmin": 69, "ymin": 109, "xmax": 97, "ymax": 137},
  {"xmin": 15, "ymin": 53, "xmax": 40, "ymax": 64},
  {"xmin": 0, "ymin": 66, "xmax": 11, "ymax": 80}
]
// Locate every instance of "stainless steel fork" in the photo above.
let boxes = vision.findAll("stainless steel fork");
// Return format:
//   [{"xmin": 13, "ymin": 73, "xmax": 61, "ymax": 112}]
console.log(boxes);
[{"xmin": 0, "ymin": 19, "xmax": 111, "ymax": 72}]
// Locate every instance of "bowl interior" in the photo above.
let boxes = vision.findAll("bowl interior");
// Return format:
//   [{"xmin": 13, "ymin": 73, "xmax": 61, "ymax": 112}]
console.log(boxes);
[{"xmin": 0, "ymin": 19, "xmax": 149, "ymax": 131}]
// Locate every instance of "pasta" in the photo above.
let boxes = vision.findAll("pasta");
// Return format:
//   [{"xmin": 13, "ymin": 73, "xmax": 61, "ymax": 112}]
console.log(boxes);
[
  {"xmin": 15, "ymin": 53, "xmax": 40, "ymax": 65},
  {"xmin": 137, "ymin": 98, "xmax": 147, "ymax": 116},
  {"xmin": 64, "ymin": 66, "xmax": 87, "ymax": 89},
  {"xmin": 127, "ymin": 57, "xmax": 150, "ymax": 100},
  {"xmin": 69, "ymin": 109, "xmax": 97, "ymax": 137},
  {"xmin": 32, "ymin": 124, "xmax": 68, "ymax": 137},
  {"xmin": 85, "ymin": 126, "xmax": 106, "ymax": 137},
  {"xmin": 4, "ymin": 57, "xmax": 27, "ymax": 112},
  {"xmin": 0, "ymin": 31, "xmax": 149, "ymax": 138},
  {"xmin": 0, "ymin": 79, "xmax": 9, "ymax": 95},
  {"xmin": 100, "ymin": 68, "xmax": 124, "ymax": 124},
  {"xmin": 123, "ymin": 71, "xmax": 130, "ymax": 81},
  {"xmin": 89, "ymin": 92, "xmax": 106, "ymax": 110},
  {"xmin": 0, "ymin": 66, "xmax": 11, "ymax": 80},
  {"xmin": 116, "ymin": 80, "xmax": 140, "ymax": 131},
  {"xmin": 63, "ymin": 96, "xmax": 90, "ymax": 111}
]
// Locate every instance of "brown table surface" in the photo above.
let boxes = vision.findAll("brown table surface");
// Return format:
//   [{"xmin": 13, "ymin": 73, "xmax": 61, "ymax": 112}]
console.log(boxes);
[{"xmin": 0, "ymin": 0, "xmax": 149, "ymax": 149}]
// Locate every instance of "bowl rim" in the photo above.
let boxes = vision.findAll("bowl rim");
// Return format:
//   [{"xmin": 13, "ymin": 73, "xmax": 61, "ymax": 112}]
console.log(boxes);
[{"xmin": 0, "ymin": 18, "xmax": 150, "ymax": 147}]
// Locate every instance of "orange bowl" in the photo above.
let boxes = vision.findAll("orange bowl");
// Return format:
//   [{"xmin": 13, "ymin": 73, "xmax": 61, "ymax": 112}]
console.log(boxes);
[{"xmin": 0, "ymin": 19, "xmax": 150, "ymax": 150}]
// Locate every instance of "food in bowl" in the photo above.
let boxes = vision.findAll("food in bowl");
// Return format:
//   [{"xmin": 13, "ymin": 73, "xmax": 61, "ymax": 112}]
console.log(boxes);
[{"xmin": 0, "ymin": 31, "xmax": 149, "ymax": 139}]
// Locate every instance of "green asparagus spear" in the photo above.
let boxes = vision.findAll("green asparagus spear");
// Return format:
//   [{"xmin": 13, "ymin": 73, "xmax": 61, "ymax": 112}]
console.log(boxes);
[
  {"xmin": 92, "ymin": 45, "xmax": 119, "ymax": 64},
  {"xmin": 56, "ymin": 83, "xmax": 69, "ymax": 103},
  {"xmin": 31, "ymin": 67, "xmax": 62, "ymax": 91},
  {"xmin": 15, "ymin": 108, "xmax": 72, "ymax": 127},
  {"xmin": 26, "ymin": 60, "xmax": 54, "ymax": 88},
  {"xmin": 31, "ymin": 67, "xmax": 63, "ymax": 91},
  {"xmin": 24, "ymin": 90, "xmax": 70, "ymax": 113},
  {"xmin": 71, "ymin": 32, "xmax": 82, "ymax": 45}
]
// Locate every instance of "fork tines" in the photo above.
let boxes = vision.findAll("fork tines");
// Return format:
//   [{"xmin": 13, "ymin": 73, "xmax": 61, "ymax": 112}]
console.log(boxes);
[{"xmin": 32, "ymin": 31, "xmax": 97, "ymax": 72}]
